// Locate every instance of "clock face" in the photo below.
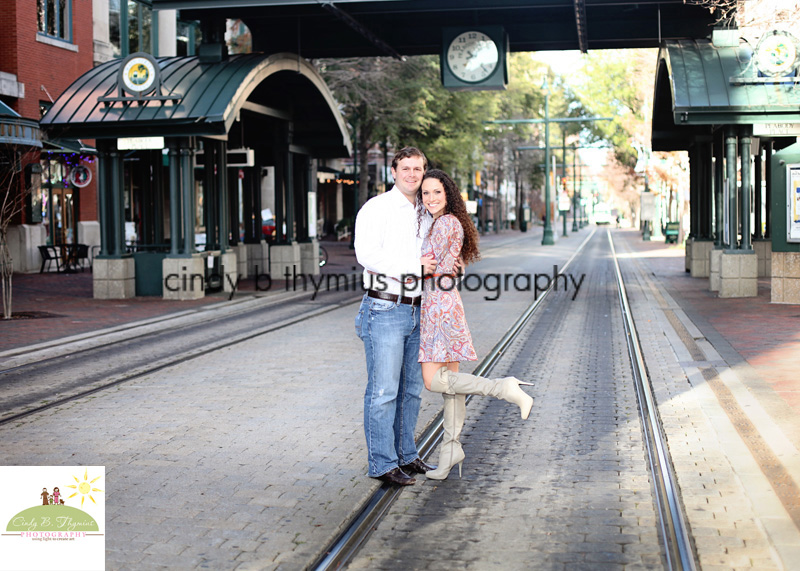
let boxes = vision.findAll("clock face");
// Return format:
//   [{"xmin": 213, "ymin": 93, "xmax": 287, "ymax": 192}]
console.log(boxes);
[
  {"xmin": 754, "ymin": 31, "xmax": 799, "ymax": 77},
  {"xmin": 121, "ymin": 56, "xmax": 158, "ymax": 94},
  {"xmin": 447, "ymin": 31, "xmax": 499, "ymax": 83}
]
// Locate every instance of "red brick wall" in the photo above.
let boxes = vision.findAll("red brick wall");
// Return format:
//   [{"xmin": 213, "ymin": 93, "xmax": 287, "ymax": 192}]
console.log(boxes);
[
  {"xmin": 12, "ymin": 0, "xmax": 94, "ymax": 119},
  {"xmin": 0, "ymin": 2, "xmax": 19, "ymax": 84}
]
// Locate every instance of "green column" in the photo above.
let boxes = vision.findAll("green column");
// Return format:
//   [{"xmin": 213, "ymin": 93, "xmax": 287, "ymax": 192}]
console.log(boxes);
[
  {"xmin": 688, "ymin": 145, "xmax": 698, "ymax": 239},
  {"xmin": 203, "ymin": 140, "xmax": 217, "ymax": 250},
  {"xmin": 168, "ymin": 141, "xmax": 181, "ymax": 256},
  {"xmin": 217, "ymin": 140, "xmax": 229, "ymax": 251},
  {"xmin": 542, "ymin": 87, "xmax": 554, "ymax": 246},
  {"xmin": 571, "ymin": 144, "xmax": 578, "ymax": 232},
  {"xmin": 765, "ymin": 140, "xmax": 773, "ymax": 239},
  {"xmin": 739, "ymin": 127, "xmax": 752, "ymax": 251},
  {"xmin": 725, "ymin": 126, "xmax": 738, "ymax": 249},
  {"xmin": 97, "ymin": 147, "xmax": 109, "ymax": 257},
  {"xmin": 181, "ymin": 145, "xmax": 194, "ymax": 255},
  {"xmin": 714, "ymin": 131, "xmax": 724, "ymax": 247},
  {"xmin": 754, "ymin": 141, "xmax": 763, "ymax": 240},
  {"xmin": 109, "ymin": 150, "xmax": 123, "ymax": 257},
  {"xmin": 701, "ymin": 141, "xmax": 713, "ymax": 239}
]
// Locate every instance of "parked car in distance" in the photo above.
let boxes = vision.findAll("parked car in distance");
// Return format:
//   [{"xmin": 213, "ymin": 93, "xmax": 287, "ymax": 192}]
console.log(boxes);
[{"xmin": 262, "ymin": 208, "xmax": 276, "ymax": 241}]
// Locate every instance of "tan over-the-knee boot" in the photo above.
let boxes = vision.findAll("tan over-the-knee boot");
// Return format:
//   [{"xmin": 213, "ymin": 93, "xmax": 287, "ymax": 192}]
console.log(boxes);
[
  {"xmin": 425, "ymin": 393, "xmax": 466, "ymax": 480},
  {"xmin": 429, "ymin": 366, "xmax": 534, "ymax": 420}
]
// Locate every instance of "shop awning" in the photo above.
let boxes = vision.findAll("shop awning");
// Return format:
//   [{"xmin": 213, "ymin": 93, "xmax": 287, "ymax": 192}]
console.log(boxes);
[
  {"xmin": 652, "ymin": 39, "xmax": 800, "ymax": 151},
  {"xmin": 0, "ymin": 101, "xmax": 42, "ymax": 148},
  {"xmin": 40, "ymin": 52, "xmax": 351, "ymax": 158},
  {"xmin": 43, "ymin": 138, "xmax": 97, "ymax": 154}
]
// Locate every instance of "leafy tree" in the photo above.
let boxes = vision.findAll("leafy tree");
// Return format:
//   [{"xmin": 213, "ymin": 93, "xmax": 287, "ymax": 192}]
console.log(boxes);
[{"xmin": 315, "ymin": 56, "xmax": 438, "ymax": 208}]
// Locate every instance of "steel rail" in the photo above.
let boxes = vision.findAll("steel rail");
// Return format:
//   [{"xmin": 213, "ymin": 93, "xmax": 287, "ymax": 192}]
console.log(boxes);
[
  {"xmin": 310, "ymin": 228, "xmax": 597, "ymax": 571},
  {"xmin": 607, "ymin": 230, "xmax": 697, "ymax": 571}
]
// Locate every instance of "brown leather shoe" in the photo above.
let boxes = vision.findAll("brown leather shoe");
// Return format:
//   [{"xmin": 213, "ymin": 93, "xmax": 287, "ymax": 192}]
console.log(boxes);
[
  {"xmin": 375, "ymin": 467, "xmax": 416, "ymax": 486},
  {"xmin": 400, "ymin": 458, "xmax": 436, "ymax": 474}
]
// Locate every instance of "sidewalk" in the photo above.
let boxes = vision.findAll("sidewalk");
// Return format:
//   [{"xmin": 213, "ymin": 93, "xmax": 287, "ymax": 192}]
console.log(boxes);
[{"xmin": 615, "ymin": 229, "xmax": 800, "ymax": 423}]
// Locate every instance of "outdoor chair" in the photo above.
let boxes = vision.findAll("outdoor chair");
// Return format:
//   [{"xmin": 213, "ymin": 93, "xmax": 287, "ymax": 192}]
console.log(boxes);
[{"xmin": 37, "ymin": 245, "xmax": 62, "ymax": 273}]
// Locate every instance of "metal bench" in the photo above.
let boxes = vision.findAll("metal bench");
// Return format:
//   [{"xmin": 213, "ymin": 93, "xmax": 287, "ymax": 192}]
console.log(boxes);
[{"xmin": 664, "ymin": 222, "xmax": 680, "ymax": 244}]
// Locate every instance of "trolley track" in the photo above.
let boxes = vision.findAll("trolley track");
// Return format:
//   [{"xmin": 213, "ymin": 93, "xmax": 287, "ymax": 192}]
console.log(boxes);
[
  {"xmin": 311, "ymin": 228, "xmax": 698, "ymax": 571},
  {"xmin": 0, "ymin": 288, "xmax": 363, "ymax": 424}
]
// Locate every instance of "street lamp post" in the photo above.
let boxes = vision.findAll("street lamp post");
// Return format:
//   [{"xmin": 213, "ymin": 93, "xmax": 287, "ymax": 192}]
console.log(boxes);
[
  {"xmin": 542, "ymin": 83, "xmax": 555, "ymax": 245},
  {"xmin": 572, "ymin": 143, "xmax": 579, "ymax": 232}
]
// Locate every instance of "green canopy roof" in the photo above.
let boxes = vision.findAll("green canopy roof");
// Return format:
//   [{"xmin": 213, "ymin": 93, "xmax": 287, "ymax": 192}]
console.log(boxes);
[
  {"xmin": 40, "ymin": 52, "xmax": 351, "ymax": 158},
  {"xmin": 652, "ymin": 39, "xmax": 800, "ymax": 151},
  {"xmin": 0, "ymin": 101, "xmax": 42, "ymax": 149}
]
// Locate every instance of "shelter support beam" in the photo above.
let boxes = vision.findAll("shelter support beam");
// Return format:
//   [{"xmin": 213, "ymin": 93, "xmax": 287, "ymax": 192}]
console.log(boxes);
[
  {"xmin": 725, "ymin": 127, "xmax": 738, "ymax": 250},
  {"xmin": 714, "ymin": 131, "xmax": 724, "ymax": 248},
  {"xmin": 203, "ymin": 139, "xmax": 218, "ymax": 250},
  {"xmin": 700, "ymin": 141, "xmax": 713, "ymax": 240},
  {"xmin": 181, "ymin": 146, "xmax": 195, "ymax": 255},
  {"xmin": 217, "ymin": 140, "xmax": 229, "ymax": 251},
  {"xmin": 168, "ymin": 141, "xmax": 182, "ymax": 256},
  {"xmin": 765, "ymin": 140, "xmax": 773, "ymax": 239},
  {"xmin": 739, "ymin": 127, "xmax": 753, "ymax": 251},
  {"xmin": 110, "ymin": 150, "xmax": 125, "ymax": 257},
  {"xmin": 689, "ymin": 145, "xmax": 699, "ymax": 239},
  {"xmin": 97, "ymin": 146, "xmax": 109, "ymax": 258},
  {"xmin": 754, "ymin": 143, "xmax": 763, "ymax": 240}
]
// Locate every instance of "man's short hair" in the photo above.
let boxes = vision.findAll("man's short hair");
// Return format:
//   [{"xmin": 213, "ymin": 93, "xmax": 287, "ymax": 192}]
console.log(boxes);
[{"xmin": 391, "ymin": 147, "xmax": 427, "ymax": 171}]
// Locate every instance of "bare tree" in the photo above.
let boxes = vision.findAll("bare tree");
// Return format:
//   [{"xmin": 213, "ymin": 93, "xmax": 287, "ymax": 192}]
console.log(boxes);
[
  {"xmin": 0, "ymin": 147, "xmax": 36, "ymax": 319},
  {"xmin": 687, "ymin": 0, "xmax": 800, "ymax": 32}
]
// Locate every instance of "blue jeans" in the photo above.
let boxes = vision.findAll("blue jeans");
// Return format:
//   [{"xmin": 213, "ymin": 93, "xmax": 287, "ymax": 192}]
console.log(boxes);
[{"xmin": 355, "ymin": 294, "xmax": 423, "ymax": 477}]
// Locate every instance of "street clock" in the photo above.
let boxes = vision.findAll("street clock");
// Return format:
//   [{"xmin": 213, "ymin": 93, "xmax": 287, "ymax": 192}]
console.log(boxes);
[
  {"xmin": 753, "ymin": 30, "xmax": 800, "ymax": 77},
  {"xmin": 442, "ymin": 27, "xmax": 508, "ymax": 91},
  {"xmin": 119, "ymin": 53, "xmax": 160, "ymax": 96}
]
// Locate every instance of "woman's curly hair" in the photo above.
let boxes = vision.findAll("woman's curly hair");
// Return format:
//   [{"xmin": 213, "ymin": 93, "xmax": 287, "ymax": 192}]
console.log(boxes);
[{"xmin": 417, "ymin": 169, "xmax": 480, "ymax": 265}]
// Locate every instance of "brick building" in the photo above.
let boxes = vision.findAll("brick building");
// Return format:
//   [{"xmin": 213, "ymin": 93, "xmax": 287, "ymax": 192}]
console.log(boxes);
[{"xmin": 1, "ymin": 0, "xmax": 98, "ymax": 272}]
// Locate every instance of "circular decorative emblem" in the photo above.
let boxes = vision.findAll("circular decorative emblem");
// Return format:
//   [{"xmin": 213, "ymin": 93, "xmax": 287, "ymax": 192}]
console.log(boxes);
[
  {"xmin": 446, "ymin": 31, "xmax": 499, "ymax": 83},
  {"xmin": 754, "ymin": 30, "xmax": 800, "ymax": 77},
  {"xmin": 119, "ymin": 53, "xmax": 159, "ymax": 95},
  {"xmin": 69, "ymin": 165, "xmax": 92, "ymax": 188}
]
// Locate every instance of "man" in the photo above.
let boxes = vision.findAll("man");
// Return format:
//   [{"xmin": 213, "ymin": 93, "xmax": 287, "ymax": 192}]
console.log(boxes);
[{"xmin": 354, "ymin": 147, "xmax": 437, "ymax": 485}]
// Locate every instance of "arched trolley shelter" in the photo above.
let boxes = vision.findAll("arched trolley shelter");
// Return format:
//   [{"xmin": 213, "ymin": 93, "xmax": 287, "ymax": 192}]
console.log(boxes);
[
  {"xmin": 40, "ymin": 52, "xmax": 351, "ymax": 299},
  {"xmin": 652, "ymin": 32, "xmax": 800, "ymax": 302}
]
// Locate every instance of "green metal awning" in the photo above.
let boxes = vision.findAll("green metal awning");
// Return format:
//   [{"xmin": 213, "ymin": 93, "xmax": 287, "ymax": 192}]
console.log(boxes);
[
  {"xmin": 40, "ymin": 52, "xmax": 352, "ymax": 158},
  {"xmin": 652, "ymin": 39, "xmax": 800, "ymax": 151},
  {"xmin": 0, "ymin": 101, "xmax": 42, "ymax": 149},
  {"xmin": 43, "ymin": 138, "xmax": 97, "ymax": 154}
]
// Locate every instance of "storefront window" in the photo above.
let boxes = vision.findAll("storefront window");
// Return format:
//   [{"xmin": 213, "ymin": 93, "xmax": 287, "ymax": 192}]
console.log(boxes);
[
  {"xmin": 37, "ymin": 0, "xmax": 72, "ymax": 42},
  {"xmin": 109, "ymin": 0, "xmax": 153, "ymax": 57},
  {"xmin": 40, "ymin": 158, "xmax": 74, "ymax": 246}
]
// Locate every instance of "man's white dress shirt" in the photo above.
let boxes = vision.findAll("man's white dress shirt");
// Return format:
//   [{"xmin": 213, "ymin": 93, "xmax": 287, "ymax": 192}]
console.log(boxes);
[{"xmin": 354, "ymin": 187, "xmax": 431, "ymax": 297}]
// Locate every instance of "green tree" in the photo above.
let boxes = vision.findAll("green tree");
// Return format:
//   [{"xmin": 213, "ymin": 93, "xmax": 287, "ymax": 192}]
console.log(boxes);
[{"xmin": 315, "ymin": 56, "xmax": 437, "ymax": 208}]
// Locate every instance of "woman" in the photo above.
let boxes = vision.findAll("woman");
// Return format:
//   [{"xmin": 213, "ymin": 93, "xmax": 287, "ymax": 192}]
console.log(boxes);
[{"xmin": 418, "ymin": 169, "xmax": 533, "ymax": 480}]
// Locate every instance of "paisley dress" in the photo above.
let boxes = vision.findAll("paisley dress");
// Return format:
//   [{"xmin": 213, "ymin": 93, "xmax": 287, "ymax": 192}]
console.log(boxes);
[{"xmin": 418, "ymin": 214, "xmax": 478, "ymax": 363}]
